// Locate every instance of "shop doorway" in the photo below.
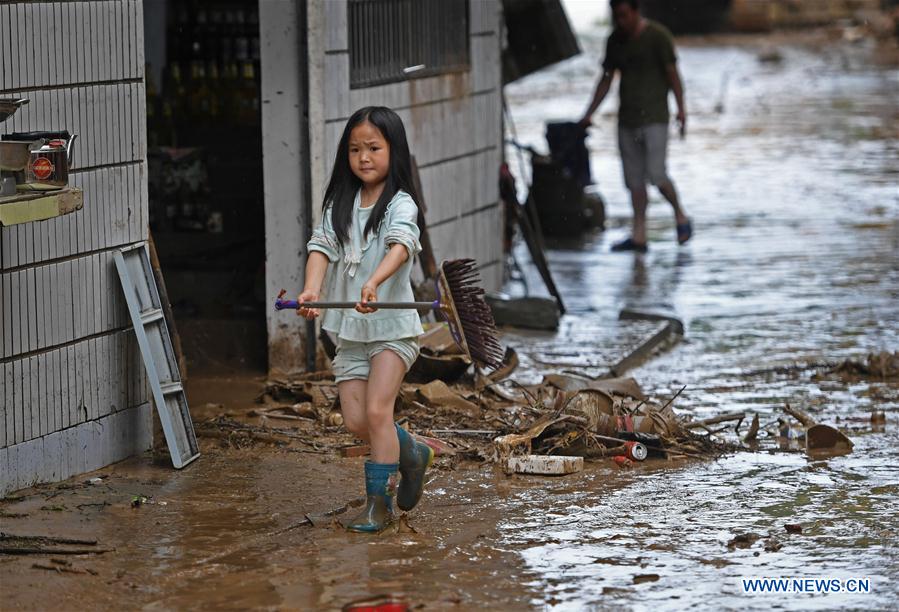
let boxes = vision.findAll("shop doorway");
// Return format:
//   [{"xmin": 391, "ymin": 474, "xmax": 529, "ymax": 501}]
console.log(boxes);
[{"xmin": 143, "ymin": 1, "xmax": 266, "ymax": 376}]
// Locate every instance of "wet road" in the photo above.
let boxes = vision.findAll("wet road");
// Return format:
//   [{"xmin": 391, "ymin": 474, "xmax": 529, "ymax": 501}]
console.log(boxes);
[
  {"xmin": 3, "ymin": 29, "xmax": 897, "ymax": 612},
  {"xmin": 500, "ymin": 26, "xmax": 899, "ymax": 610}
]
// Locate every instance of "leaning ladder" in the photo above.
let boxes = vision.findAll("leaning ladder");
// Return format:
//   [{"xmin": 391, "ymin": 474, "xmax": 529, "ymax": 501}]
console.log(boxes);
[{"xmin": 114, "ymin": 242, "xmax": 200, "ymax": 468}]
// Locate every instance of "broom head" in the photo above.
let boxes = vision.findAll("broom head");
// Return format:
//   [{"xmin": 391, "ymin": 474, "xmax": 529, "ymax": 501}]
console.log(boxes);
[{"xmin": 436, "ymin": 259, "xmax": 504, "ymax": 369}]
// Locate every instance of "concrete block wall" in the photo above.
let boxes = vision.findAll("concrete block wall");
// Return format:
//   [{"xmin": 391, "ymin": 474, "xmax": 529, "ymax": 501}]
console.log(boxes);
[{"xmin": 1, "ymin": 0, "xmax": 152, "ymax": 496}]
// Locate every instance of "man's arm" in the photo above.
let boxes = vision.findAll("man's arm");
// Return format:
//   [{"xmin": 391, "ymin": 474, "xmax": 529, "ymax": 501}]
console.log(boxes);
[
  {"xmin": 578, "ymin": 71, "xmax": 614, "ymax": 128},
  {"xmin": 666, "ymin": 63, "xmax": 686, "ymax": 137}
]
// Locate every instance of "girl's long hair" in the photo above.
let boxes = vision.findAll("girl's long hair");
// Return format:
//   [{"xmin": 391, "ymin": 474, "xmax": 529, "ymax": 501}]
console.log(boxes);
[{"xmin": 322, "ymin": 106, "xmax": 421, "ymax": 245}]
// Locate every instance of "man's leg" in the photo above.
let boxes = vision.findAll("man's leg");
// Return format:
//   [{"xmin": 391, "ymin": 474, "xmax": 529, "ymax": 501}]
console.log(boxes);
[
  {"xmin": 646, "ymin": 124, "xmax": 691, "ymax": 233},
  {"xmin": 630, "ymin": 185, "xmax": 649, "ymax": 245},
  {"xmin": 616, "ymin": 126, "xmax": 649, "ymax": 250},
  {"xmin": 658, "ymin": 180, "xmax": 688, "ymax": 226}
]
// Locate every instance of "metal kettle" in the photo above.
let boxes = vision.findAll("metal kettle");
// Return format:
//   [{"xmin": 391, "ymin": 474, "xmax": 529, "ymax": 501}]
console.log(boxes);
[{"xmin": 11, "ymin": 131, "xmax": 78, "ymax": 188}]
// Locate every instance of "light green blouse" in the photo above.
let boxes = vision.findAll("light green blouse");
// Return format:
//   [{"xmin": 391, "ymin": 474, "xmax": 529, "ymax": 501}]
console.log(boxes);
[{"xmin": 307, "ymin": 189, "xmax": 425, "ymax": 342}]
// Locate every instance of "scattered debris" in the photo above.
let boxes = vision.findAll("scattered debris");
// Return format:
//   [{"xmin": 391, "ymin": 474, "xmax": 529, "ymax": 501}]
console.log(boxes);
[
  {"xmin": 486, "ymin": 293, "xmax": 561, "ymax": 331},
  {"xmin": 758, "ymin": 46, "xmax": 784, "ymax": 63},
  {"xmin": 305, "ymin": 497, "xmax": 366, "ymax": 528},
  {"xmin": 31, "ymin": 559, "xmax": 99, "ymax": 576},
  {"xmin": 815, "ymin": 351, "xmax": 899, "ymax": 381},
  {"xmin": 743, "ymin": 414, "xmax": 760, "ymax": 442},
  {"xmin": 417, "ymin": 380, "xmax": 480, "ymax": 417},
  {"xmin": 763, "ymin": 537, "xmax": 783, "ymax": 552},
  {"xmin": 686, "ymin": 411, "xmax": 746, "ymax": 431},
  {"xmin": 726, "ymin": 532, "xmax": 761, "ymax": 550},
  {"xmin": 633, "ymin": 573, "xmax": 660, "ymax": 584},
  {"xmin": 341, "ymin": 445, "xmax": 371, "ymax": 458},
  {"xmin": 612, "ymin": 456, "xmax": 633, "ymax": 468},
  {"xmin": 407, "ymin": 323, "xmax": 472, "ymax": 383},
  {"xmin": 505, "ymin": 455, "xmax": 584, "ymax": 476},
  {"xmin": 130, "ymin": 495, "xmax": 151, "ymax": 508},
  {"xmin": 784, "ymin": 404, "xmax": 853, "ymax": 455},
  {"xmin": 0, "ymin": 533, "xmax": 111, "ymax": 556}
]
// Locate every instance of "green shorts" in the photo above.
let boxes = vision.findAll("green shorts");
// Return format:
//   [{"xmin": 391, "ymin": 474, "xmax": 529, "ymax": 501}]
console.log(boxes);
[{"xmin": 332, "ymin": 337, "xmax": 420, "ymax": 383}]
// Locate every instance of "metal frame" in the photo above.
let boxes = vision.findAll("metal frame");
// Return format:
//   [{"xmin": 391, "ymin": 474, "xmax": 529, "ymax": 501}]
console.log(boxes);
[{"xmin": 113, "ymin": 242, "xmax": 199, "ymax": 469}]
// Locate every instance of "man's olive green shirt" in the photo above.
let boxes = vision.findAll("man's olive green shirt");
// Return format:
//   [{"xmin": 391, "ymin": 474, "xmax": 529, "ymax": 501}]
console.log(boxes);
[{"xmin": 602, "ymin": 19, "xmax": 677, "ymax": 128}]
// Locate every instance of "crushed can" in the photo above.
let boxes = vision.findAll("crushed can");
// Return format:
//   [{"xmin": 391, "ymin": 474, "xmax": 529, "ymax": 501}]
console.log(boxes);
[{"xmin": 625, "ymin": 441, "xmax": 648, "ymax": 461}]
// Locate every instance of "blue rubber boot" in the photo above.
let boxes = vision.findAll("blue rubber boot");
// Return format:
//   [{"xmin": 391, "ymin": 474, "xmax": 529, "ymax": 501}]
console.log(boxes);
[
  {"xmin": 346, "ymin": 461, "xmax": 398, "ymax": 533},
  {"xmin": 395, "ymin": 425, "xmax": 435, "ymax": 512}
]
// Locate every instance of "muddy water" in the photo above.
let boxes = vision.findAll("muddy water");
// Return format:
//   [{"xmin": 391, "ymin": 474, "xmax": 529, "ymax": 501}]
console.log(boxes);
[
  {"xmin": 3, "ymin": 31, "xmax": 898, "ymax": 612},
  {"xmin": 500, "ymin": 28, "xmax": 899, "ymax": 609}
]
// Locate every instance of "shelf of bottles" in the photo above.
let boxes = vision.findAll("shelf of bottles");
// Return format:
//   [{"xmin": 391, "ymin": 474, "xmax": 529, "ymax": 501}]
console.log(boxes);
[
  {"xmin": 147, "ymin": 4, "xmax": 261, "ymax": 149},
  {"xmin": 147, "ymin": 3, "xmax": 263, "ymax": 236}
]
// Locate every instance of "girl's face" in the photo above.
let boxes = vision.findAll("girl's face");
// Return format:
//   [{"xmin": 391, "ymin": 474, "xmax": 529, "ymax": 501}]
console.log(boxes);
[{"xmin": 348, "ymin": 121, "xmax": 390, "ymax": 188}]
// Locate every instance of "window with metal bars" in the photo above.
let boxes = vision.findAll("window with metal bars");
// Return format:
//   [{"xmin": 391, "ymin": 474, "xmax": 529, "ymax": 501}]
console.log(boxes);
[{"xmin": 348, "ymin": 0, "xmax": 470, "ymax": 89}]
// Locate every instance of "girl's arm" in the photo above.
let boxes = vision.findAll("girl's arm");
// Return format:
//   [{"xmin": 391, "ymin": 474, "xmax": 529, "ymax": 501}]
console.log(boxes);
[
  {"xmin": 297, "ymin": 251, "xmax": 330, "ymax": 319},
  {"xmin": 357, "ymin": 244, "xmax": 408, "ymax": 313}
]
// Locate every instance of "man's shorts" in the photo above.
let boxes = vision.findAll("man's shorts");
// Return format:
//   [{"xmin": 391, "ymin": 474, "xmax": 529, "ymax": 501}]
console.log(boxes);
[
  {"xmin": 618, "ymin": 123, "xmax": 671, "ymax": 190},
  {"xmin": 331, "ymin": 337, "xmax": 420, "ymax": 383}
]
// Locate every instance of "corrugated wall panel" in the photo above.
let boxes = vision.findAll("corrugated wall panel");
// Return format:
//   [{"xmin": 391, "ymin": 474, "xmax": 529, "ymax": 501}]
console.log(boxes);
[{"xmin": 0, "ymin": 0, "xmax": 150, "ymax": 497}]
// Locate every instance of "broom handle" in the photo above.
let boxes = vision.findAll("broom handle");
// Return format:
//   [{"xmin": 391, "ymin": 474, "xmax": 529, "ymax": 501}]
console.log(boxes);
[{"xmin": 275, "ymin": 298, "xmax": 441, "ymax": 311}]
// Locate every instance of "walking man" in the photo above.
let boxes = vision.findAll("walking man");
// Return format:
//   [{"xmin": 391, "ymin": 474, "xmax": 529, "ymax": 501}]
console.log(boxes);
[{"xmin": 579, "ymin": 0, "xmax": 692, "ymax": 252}]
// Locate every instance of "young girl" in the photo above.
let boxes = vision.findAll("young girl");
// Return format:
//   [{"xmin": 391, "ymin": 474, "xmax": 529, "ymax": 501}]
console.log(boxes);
[{"xmin": 297, "ymin": 106, "xmax": 434, "ymax": 533}]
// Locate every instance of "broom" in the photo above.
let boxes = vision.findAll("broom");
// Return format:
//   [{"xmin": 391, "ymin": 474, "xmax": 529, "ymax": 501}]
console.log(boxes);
[{"xmin": 275, "ymin": 258, "xmax": 504, "ymax": 369}]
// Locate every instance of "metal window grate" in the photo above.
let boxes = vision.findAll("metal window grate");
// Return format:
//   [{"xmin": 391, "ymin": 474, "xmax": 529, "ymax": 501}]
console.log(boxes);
[{"xmin": 349, "ymin": 0, "xmax": 470, "ymax": 89}]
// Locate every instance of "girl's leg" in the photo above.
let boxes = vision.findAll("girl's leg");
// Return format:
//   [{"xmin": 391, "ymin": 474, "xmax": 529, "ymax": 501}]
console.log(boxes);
[
  {"xmin": 365, "ymin": 349, "xmax": 406, "ymax": 463},
  {"xmin": 338, "ymin": 379, "xmax": 370, "ymax": 440}
]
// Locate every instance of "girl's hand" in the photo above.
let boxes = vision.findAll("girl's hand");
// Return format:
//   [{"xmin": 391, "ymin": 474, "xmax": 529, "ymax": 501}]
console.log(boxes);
[
  {"xmin": 296, "ymin": 289, "xmax": 321, "ymax": 320},
  {"xmin": 356, "ymin": 282, "xmax": 378, "ymax": 314}
]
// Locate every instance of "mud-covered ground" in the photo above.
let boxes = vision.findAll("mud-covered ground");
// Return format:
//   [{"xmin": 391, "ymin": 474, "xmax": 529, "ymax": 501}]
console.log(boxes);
[{"xmin": 3, "ymin": 27, "xmax": 898, "ymax": 611}]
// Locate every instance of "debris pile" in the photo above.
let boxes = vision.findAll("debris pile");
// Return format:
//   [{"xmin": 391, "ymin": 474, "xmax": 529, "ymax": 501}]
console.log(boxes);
[
  {"xmin": 815, "ymin": 351, "xmax": 899, "ymax": 382},
  {"xmin": 196, "ymin": 324, "xmax": 863, "ymax": 467}
]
